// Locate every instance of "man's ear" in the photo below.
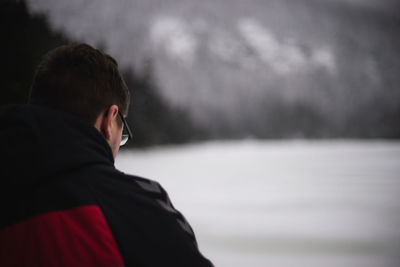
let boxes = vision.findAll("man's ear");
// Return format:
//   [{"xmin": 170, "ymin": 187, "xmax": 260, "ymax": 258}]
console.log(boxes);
[{"xmin": 100, "ymin": 105, "xmax": 119, "ymax": 141}]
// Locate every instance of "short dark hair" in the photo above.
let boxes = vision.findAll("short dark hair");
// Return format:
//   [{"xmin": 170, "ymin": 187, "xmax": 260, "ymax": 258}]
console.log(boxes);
[{"xmin": 29, "ymin": 43, "xmax": 130, "ymax": 124}]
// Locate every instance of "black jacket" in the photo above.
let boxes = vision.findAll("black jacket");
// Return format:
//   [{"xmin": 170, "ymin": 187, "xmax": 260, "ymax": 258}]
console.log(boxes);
[{"xmin": 0, "ymin": 104, "xmax": 213, "ymax": 267}]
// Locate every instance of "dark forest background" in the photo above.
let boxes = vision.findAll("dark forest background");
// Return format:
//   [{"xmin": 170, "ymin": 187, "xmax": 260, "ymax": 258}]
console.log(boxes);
[
  {"xmin": 1, "ymin": 0, "xmax": 399, "ymax": 148},
  {"xmin": 0, "ymin": 0, "xmax": 204, "ymax": 147}
]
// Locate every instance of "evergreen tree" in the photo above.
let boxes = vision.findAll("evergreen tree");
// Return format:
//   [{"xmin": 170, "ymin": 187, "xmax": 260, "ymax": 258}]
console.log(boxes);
[
  {"xmin": 1, "ymin": 0, "xmax": 205, "ymax": 147},
  {"xmin": 123, "ymin": 65, "xmax": 206, "ymax": 147},
  {"xmin": 0, "ymin": 0, "xmax": 69, "ymax": 104}
]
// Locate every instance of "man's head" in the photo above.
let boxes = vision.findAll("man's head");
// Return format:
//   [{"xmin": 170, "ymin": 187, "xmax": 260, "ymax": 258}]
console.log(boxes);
[{"xmin": 29, "ymin": 43, "xmax": 130, "ymax": 158}]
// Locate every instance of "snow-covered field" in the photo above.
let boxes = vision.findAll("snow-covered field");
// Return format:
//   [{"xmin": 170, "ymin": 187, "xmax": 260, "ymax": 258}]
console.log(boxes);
[{"xmin": 116, "ymin": 140, "xmax": 400, "ymax": 267}]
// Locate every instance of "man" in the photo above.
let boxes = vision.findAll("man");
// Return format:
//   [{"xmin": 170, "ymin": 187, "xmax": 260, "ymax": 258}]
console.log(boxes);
[{"xmin": 0, "ymin": 44, "xmax": 213, "ymax": 267}]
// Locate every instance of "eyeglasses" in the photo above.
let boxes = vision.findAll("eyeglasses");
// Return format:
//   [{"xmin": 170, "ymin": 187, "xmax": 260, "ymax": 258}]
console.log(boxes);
[{"xmin": 118, "ymin": 110, "xmax": 133, "ymax": 146}]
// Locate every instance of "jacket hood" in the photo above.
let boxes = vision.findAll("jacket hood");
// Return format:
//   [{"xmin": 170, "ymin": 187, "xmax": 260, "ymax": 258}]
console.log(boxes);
[{"xmin": 0, "ymin": 104, "xmax": 114, "ymax": 185}]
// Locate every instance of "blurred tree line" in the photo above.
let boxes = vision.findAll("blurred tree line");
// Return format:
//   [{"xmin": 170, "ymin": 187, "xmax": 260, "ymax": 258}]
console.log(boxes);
[
  {"xmin": 122, "ymin": 66, "xmax": 206, "ymax": 147},
  {"xmin": 0, "ymin": 0, "xmax": 68, "ymax": 104},
  {"xmin": 0, "ymin": 0, "xmax": 204, "ymax": 147},
  {"xmin": 2, "ymin": 0, "xmax": 398, "ymax": 144}
]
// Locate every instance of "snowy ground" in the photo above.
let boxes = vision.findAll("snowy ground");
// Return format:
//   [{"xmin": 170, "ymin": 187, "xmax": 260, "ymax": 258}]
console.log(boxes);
[{"xmin": 116, "ymin": 140, "xmax": 400, "ymax": 267}]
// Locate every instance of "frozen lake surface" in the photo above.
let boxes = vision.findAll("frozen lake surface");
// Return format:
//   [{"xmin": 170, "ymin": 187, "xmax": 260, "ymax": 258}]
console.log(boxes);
[{"xmin": 116, "ymin": 140, "xmax": 400, "ymax": 267}]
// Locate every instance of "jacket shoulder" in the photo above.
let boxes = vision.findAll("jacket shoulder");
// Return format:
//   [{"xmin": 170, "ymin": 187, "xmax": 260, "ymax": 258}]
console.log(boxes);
[{"xmin": 81, "ymin": 165, "xmax": 213, "ymax": 266}]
